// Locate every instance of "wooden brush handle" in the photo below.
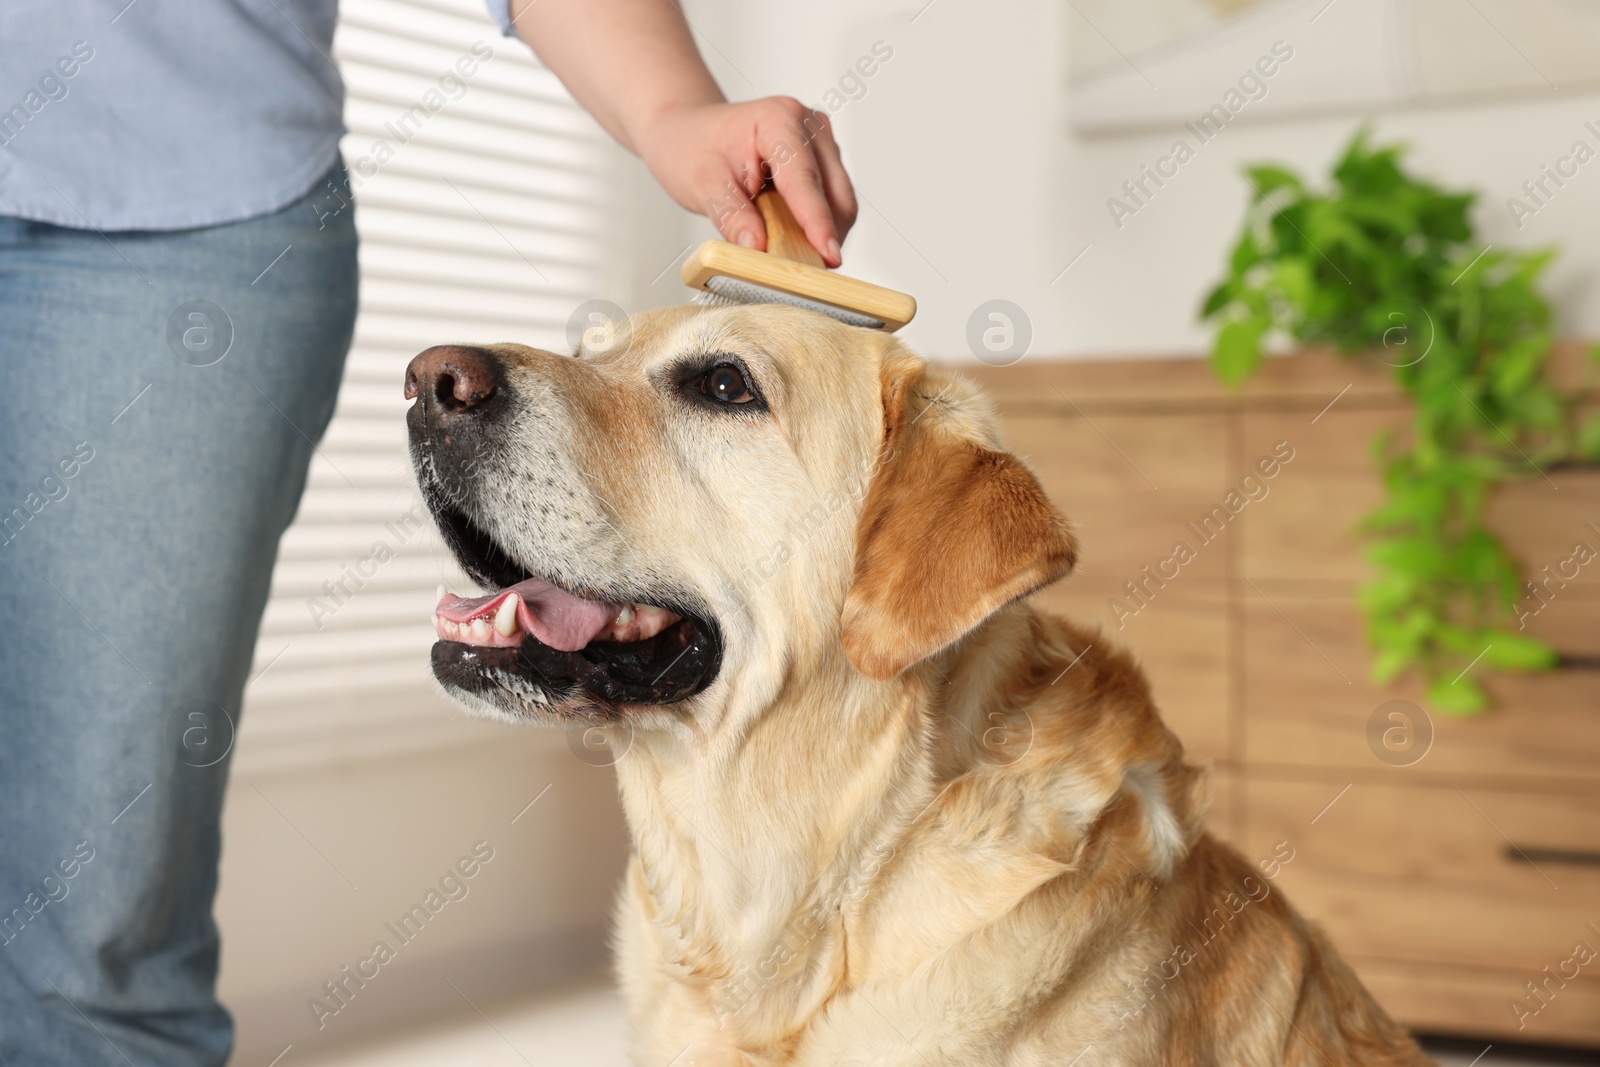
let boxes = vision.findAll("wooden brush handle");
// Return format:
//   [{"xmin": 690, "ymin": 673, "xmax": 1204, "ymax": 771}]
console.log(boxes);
[{"xmin": 755, "ymin": 188, "xmax": 826, "ymax": 267}]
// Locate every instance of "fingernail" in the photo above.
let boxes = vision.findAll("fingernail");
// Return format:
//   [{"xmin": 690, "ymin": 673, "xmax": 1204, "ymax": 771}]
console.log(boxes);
[
  {"xmin": 826, "ymin": 237, "xmax": 841, "ymax": 263},
  {"xmin": 737, "ymin": 231, "xmax": 757, "ymax": 249}
]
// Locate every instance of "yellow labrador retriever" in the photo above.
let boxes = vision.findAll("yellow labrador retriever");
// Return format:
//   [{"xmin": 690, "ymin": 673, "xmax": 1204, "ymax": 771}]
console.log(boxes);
[{"xmin": 404, "ymin": 305, "xmax": 1432, "ymax": 1067}]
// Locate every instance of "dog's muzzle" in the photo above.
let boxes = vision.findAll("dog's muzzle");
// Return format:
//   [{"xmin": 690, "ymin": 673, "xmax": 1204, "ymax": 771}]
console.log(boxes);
[{"xmin": 403, "ymin": 344, "xmax": 722, "ymax": 715}]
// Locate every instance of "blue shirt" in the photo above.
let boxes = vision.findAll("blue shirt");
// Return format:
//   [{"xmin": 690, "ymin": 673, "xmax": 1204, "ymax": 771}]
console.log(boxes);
[{"xmin": 0, "ymin": 1, "xmax": 519, "ymax": 232}]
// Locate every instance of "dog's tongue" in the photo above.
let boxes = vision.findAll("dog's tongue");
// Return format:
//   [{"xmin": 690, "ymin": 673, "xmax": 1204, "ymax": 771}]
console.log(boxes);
[{"xmin": 435, "ymin": 577, "xmax": 618, "ymax": 652}]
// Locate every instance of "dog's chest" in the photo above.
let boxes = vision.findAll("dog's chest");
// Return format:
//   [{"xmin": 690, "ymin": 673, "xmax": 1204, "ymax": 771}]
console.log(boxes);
[{"xmin": 621, "ymin": 830, "xmax": 1077, "ymax": 1066}]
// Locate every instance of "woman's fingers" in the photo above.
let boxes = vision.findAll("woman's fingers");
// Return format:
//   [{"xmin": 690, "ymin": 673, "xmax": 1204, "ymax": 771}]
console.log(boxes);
[
  {"xmin": 639, "ymin": 98, "xmax": 857, "ymax": 266},
  {"xmin": 713, "ymin": 183, "xmax": 765, "ymax": 250},
  {"xmin": 801, "ymin": 109, "xmax": 858, "ymax": 245},
  {"xmin": 755, "ymin": 99, "xmax": 844, "ymax": 266},
  {"xmin": 708, "ymin": 153, "xmax": 767, "ymax": 250}
]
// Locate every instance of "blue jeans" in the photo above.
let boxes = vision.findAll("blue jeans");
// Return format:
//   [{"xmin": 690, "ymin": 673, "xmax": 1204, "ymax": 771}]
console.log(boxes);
[{"xmin": 0, "ymin": 167, "xmax": 358, "ymax": 1064}]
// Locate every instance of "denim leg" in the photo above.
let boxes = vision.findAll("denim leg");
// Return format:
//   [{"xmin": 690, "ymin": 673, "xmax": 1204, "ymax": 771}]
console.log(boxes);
[{"xmin": 0, "ymin": 168, "xmax": 358, "ymax": 1065}]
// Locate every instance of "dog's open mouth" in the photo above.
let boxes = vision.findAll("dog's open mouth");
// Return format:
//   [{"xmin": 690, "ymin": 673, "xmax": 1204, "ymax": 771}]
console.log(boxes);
[
  {"xmin": 433, "ymin": 583, "xmax": 682, "ymax": 651},
  {"xmin": 424, "ymin": 501, "xmax": 721, "ymax": 711}
]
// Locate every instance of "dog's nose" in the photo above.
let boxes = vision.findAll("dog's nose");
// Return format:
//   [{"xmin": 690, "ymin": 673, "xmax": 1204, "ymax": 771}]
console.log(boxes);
[{"xmin": 405, "ymin": 345, "xmax": 499, "ymax": 418}]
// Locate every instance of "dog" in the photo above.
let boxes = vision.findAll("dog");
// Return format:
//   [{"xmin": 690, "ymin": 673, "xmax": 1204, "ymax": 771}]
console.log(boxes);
[{"xmin": 404, "ymin": 304, "xmax": 1434, "ymax": 1066}]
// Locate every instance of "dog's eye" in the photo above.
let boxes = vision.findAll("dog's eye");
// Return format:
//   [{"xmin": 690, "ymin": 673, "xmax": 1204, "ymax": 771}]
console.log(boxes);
[
  {"xmin": 674, "ymin": 357, "xmax": 765, "ymax": 412},
  {"xmin": 698, "ymin": 364, "xmax": 755, "ymax": 404}
]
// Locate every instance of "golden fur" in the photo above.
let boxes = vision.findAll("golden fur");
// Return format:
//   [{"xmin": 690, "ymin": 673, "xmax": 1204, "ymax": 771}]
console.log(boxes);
[{"xmin": 427, "ymin": 306, "xmax": 1434, "ymax": 1066}]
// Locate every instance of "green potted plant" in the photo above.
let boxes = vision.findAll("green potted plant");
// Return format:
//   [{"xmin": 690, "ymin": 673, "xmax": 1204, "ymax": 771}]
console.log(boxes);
[{"xmin": 1201, "ymin": 130, "xmax": 1600, "ymax": 714}]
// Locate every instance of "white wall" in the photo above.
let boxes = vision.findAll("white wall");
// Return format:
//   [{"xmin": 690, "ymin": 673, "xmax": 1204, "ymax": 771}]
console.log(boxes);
[
  {"xmin": 221, "ymin": 721, "xmax": 631, "ymax": 1065},
  {"xmin": 626, "ymin": 0, "xmax": 1600, "ymax": 361}
]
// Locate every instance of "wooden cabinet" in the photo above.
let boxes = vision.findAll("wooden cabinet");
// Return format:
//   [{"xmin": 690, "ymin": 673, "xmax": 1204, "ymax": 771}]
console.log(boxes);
[
  {"xmin": 965, "ymin": 348, "xmax": 1600, "ymax": 1048},
  {"xmin": 1241, "ymin": 595, "xmax": 1600, "ymax": 783}
]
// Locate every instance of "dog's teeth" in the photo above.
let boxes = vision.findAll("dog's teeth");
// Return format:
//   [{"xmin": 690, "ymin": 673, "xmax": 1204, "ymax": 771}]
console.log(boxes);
[
  {"xmin": 436, "ymin": 584, "xmax": 447, "ymax": 603},
  {"xmin": 613, "ymin": 604, "xmax": 636, "ymax": 627},
  {"xmin": 495, "ymin": 593, "xmax": 520, "ymax": 637},
  {"xmin": 470, "ymin": 617, "xmax": 491, "ymax": 640}
]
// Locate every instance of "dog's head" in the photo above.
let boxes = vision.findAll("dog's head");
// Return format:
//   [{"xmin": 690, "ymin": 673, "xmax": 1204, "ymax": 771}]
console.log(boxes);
[{"xmin": 405, "ymin": 305, "xmax": 1075, "ymax": 727}]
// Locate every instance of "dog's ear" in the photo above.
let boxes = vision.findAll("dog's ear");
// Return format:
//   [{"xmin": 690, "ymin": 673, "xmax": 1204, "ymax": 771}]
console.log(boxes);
[{"xmin": 841, "ymin": 354, "xmax": 1077, "ymax": 681}]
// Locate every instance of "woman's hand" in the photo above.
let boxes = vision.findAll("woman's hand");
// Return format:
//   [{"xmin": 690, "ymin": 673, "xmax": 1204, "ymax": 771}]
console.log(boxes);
[
  {"xmin": 507, "ymin": 0, "xmax": 857, "ymax": 266},
  {"xmin": 634, "ymin": 98, "xmax": 858, "ymax": 267}
]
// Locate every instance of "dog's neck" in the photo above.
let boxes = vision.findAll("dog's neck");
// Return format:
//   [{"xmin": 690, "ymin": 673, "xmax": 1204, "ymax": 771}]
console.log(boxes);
[
  {"xmin": 613, "ymin": 660, "xmax": 937, "ymax": 946},
  {"xmin": 611, "ymin": 604, "xmax": 1044, "ymax": 1033}
]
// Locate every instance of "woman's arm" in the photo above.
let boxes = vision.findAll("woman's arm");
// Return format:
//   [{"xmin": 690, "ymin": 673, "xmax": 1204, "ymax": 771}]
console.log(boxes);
[{"xmin": 507, "ymin": 0, "xmax": 856, "ymax": 265}]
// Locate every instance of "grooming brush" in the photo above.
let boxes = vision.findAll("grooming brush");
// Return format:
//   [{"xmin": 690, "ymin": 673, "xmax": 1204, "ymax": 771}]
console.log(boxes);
[{"xmin": 683, "ymin": 188, "xmax": 916, "ymax": 331}]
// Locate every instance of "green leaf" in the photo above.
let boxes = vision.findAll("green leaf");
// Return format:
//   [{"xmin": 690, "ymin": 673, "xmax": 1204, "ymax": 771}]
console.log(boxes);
[
  {"xmin": 1342, "ymin": 196, "xmax": 1415, "ymax": 234},
  {"xmin": 1370, "ymin": 645, "xmax": 1414, "ymax": 684},
  {"xmin": 1273, "ymin": 258, "xmax": 1315, "ymax": 311},
  {"xmin": 1427, "ymin": 675, "xmax": 1487, "ymax": 716},
  {"xmin": 1229, "ymin": 234, "xmax": 1263, "ymax": 277},
  {"xmin": 1477, "ymin": 632, "xmax": 1558, "ymax": 671},
  {"xmin": 1212, "ymin": 318, "xmax": 1264, "ymax": 384},
  {"xmin": 1431, "ymin": 624, "xmax": 1485, "ymax": 656},
  {"xmin": 1579, "ymin": 415, "xmax": 1600, "ymax": 462},
  {"xmin": 1245, "ymin": 164, "xmax": 1304, "ymax": 199},
  {"xmin": 1200, "ymin": 281, "xmax": 1234, "ymax": 320},
  {"xmin": 1417, "ymin": 192, "xmax": 1475, "ymax": 242},
  {"xmin": 1489, "ymin": 335, "xmax": 1546, "ymax": 397},
  {"xmin": 1366, "ymin": 537, "xmax": 1446, "ymax": 576},
  {"xmin": 1360, "ymin": 573, "xmax": 1417, "ymax": 615}
]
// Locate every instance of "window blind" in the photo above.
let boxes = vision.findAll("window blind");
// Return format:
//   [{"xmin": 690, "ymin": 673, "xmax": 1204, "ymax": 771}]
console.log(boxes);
[{"xmin": 239, "ymin": 0, "xmax": 613, "ymax": 771}]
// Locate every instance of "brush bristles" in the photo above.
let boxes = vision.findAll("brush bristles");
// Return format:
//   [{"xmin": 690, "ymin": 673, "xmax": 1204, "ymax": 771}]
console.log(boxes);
[{"xmin": 694, "ymin": 277, "xmax": 886, "ymax": 329}]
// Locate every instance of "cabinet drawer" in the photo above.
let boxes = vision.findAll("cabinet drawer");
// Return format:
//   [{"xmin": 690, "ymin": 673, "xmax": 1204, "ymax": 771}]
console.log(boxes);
[
  {"xmin": 1238, "ymin": 408, "xmax": 1394, "ymax": 585},
  {"xmin": 1242, "ymin": 594, "xmax": 1600, "ymax": 784},
  {"xmin": 1357, "ymin": 959, "xmax": 1600, "ymax": 1047},
  {"xmin": 1243, "ymin": 777, "xmax": 1600, "ymax": 975},
  {"xmin": 1238, "ymin": 409, "xmax": 1600, "ymax": 593},
  {"xmin": 1004, "ymin": 411, "xmax": 1230, "ymax": 603}
]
